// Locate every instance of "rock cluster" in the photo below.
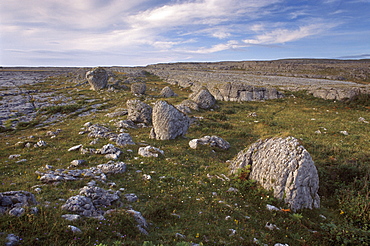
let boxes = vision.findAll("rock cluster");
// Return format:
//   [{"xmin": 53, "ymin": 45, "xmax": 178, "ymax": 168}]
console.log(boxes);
[
  {"xmin": 62, "ymin": 185, "xmax": 120, "ymax": 217},
  {"xmin": 35, "ymin": 161, "xmax": 126, "ymax": 183},
  {"xmin": 150, "ymin": 100, "xmax": 190, "ymax": 140},
  {"xmin": 0, "ymin": 190, "xmax": 38, "ymax": 216},
  {"xmin": 86, "ymin": 67, "xmax": 108, "ymax": 91},
  {"xmin": 230, "ymin": 137, "xmax": 320, "ymax": 211},
  {"xmin": 189, "ymin": 136, "xmax": 230, "ymax": 150}
]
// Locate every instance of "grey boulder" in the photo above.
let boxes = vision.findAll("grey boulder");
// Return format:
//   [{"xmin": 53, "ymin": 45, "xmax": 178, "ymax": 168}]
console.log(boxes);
[
  {"xmin": 127, "ymin": 99, "xmax": 152, "ymax": 124},
  {"xmin": 229, "ymin": 136, "xmax": 320, "ymax": 211},
  {"xmin": 150, "ymin": 100, "xmax": 190, "ymax": 140},
  {"xmin": 86, "ymin": 67, "xmax": 108, "ymax": 91}
]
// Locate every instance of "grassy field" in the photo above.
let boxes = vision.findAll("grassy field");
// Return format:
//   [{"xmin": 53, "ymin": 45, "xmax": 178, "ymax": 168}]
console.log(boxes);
[{"xmin": 0, "ymin": 71, "xmax": 369, "ymax": 245}]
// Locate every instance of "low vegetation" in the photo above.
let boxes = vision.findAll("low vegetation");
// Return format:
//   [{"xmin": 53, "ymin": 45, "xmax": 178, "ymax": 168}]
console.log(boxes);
[{"xmin": 0, "ymin": 71, "xmax": 369, "ymax": 245}]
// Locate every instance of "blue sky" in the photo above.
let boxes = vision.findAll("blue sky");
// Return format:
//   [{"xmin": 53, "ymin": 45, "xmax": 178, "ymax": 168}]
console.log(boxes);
[{"xmin": 1, "ymin": 0, "xmax": 369, "ymax": 66}]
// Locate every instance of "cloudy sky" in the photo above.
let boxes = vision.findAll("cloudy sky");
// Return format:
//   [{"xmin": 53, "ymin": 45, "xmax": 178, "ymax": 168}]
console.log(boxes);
[{"xmin": 1, "ymin": 0, "xmax": 369, "ymax": 66}]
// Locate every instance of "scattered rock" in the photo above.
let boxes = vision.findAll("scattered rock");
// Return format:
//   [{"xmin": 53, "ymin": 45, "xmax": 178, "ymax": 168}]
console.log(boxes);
[
  {"xmin": 189, "ymin": 87, "xmax": 216, "ymax": 109},
  {"xmin": 0, "ymin": 191, "xmax": 37, "ymax": 216},
  {"xmin": 36, "ymin": 140, "xmax": 47, "ymax": 147},
  {"xmin": 131, "ymin": 82, "xmax": 146, "ymax": 95},
  {"xmin": 150, "ymin": 100, "xmax": 190, "ymax": 140},
  {"xmin": 97, "ymin": 144, "xmax": 122, "ymax": 159},
  {"xmin": 9, "ymin": 207, "xmax": 25, "ymax": 217},
  {"xmin": 115, "ymin": 120, "xmax": 137, "ymax": 129},
  {"xmin": 8, "ymin": 154, "xmax": 21, "ymax": 159},
  {"xmin": 138, "ymin": 146, "xmax": 164, "ymax": 157},
  {"xmin": 126, "ymin": 99, "xmax": 152, "ymax": 124},
  {"xmin": 87, "ymin": 124, "xmax": 116, "ymax": 139},
  {"xmin": 124, "ymin": 193, "xmax": 138, "ymax": 203},
  {"xmin": 340, "ymin": 130, "xmax": 349, "ymax": 136},
  {"xmin": 86, "ymin": 67, "xmax": 108, "ymax": 91},
  {"xmin": 230, "ymin": 137, "xmax": 320, "ymax": 211},
  {"xmin": 189, "ymin": 135, "xmax": 230, "ymax": 150},
  {"xmin": 160, "ymin": 86, "xmax": 177, "ymax": 98},
  {"xmin": 266, "ymin": 204, "xmax": 280, "ymax": 211}
]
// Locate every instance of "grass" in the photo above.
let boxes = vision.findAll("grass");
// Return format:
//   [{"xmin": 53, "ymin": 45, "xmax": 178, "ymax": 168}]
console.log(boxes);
[{"xmin": 0, "ymin": 71, "xmax": 369, "ymax": 245}]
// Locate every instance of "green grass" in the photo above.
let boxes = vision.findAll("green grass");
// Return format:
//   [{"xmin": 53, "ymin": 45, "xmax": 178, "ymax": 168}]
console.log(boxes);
[{"xmin": 0, "ymin": 72, "xmax": 369, "ymax": 245}]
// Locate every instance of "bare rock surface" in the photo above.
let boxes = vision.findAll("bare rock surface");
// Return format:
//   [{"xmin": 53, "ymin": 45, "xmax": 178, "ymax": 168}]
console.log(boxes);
[
  {"xmin": 86, "ymin": 67, "xmax": 108, "ymax": 91},
  {"xmin": 127, "ymin": 99, "xmax": 152, "ymax": 124},
  {"xmin": 229, "ymin": 137, "xmax": 320, "ymax": 211},
  {"xmin": 150, "ymin": 100, "xmax": 190, "ymax": 140}
]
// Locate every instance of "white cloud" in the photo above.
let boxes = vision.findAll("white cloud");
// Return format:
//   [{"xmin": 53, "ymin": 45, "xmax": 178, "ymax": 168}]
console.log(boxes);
[{"xmin": 243, "ymin": 21, "xmax": 339, "ymax": 45}]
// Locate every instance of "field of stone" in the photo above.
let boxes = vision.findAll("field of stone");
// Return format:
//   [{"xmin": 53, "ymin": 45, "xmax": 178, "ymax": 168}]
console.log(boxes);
[{"xmin": 0, "ymin": 61, "xmax": 369, "ymax": 245}]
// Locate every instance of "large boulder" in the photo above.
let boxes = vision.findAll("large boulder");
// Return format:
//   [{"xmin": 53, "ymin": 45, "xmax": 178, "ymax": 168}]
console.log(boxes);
[
  {"xmin": 126, "ymin": 99, "xmax": 152, "ymax": 124},
  {"xmin": 189, "ymin": 87, "xmax": 216, "ymax": 109},
  {"xmin": 229, "ymin": 137, "xmax": 320, "ymax": 211},
  {"xmin": 150, "ymin": 100, "xmax": 190, "ymax": 140},
  {"xmin": 86, "ymin": 67, "xmax": 108, "ymax": 91}
]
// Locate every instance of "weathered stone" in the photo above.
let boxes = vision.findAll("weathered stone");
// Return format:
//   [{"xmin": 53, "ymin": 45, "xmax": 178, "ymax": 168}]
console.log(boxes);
[
  {"xmin": 68, "ymin": 144, "xmax": 83, "ymax": 151},
  {"xmin": 160, "ymin": 86, "xmax": 177, "ymax": 98},
  {"xmin": 8, "ymin": 207, "xmax": 25, "ymax": 217},
  {"xmin": 105, "ymin": 109, "xmax": 128, "ymax": 118},
  {"xmin": 87, "ymin": 124, "xmax": 117, "ymax": 139},
  {"xmin": 124, "ymin": 193, "xmax": 138, "ymax": 203},
  {"xmin": 86, "ymin": 67, "xmax": 108, "ymax": 91},
  {"xmin": 126, "ymin": 99, "xmax": 152, "ymax": 124},
  {"xmin": 131, "ymin": 82, "xmax": 146, "ymax": 95},
  {"xmin": 115, "ymin": 133, "xmax": 135, "ymax": 146},
  {"xmin": 189, "ymin": 135, "xmax": 230, "ymax": 150},
  {"xmin": 97, "ymin": 161, "xmax": 126, "ymax": 174},
  {"xmin": 98, "ymin": 144, "xmax": 122, "ymax": 157},
  {"xmin": 61, "ymin": 195, "xmax": 100, "ymax": 217},
  {"xmin": 189, "ymin": 87, "xmax": 216, "ymax": 109},
  {"xmin": 68, "ymin": 225, "xmax": 82, "ymax": 234},
  {"xmin": 70, "ymin": 160, "xmax": 86, "ymax": 167},
  {"xmin": 5, "ymin": 234, "xmax": 20, "ymax": 246},
  {"xmin": 150, "ymin": 100, "xmax": 190, "ymax": 140},
  {"xmin": 229, "ymin": 137, "xmax": 320, "ymax": 211},
  {"xmin": 138, "ymin": 146, "xmax": 164, "ymax": 157},
  {"xmin": 177, "ymin": 99, "xmax": 199, "ymax": 111}
]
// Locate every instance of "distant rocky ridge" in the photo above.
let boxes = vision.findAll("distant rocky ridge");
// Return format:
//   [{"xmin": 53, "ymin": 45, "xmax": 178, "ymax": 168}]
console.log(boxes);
[{"xmin": 146, "ymin": 59, "xmax": 370, "ymax": 101}]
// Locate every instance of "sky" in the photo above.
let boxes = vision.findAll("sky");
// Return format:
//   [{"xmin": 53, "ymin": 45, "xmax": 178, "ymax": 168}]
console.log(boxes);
[{"xmin": 1, "ymin": 0, "xmax": 370, "ymax": 67}]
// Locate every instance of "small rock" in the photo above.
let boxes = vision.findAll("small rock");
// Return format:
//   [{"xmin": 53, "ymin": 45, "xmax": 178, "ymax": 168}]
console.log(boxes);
[
  {"xmin": 265, "ymin": 222, "xmax": 280, "ymax": 230},
  {"xmin": 138, "ymin": 146, "xmax": 164, "ymax": 157},
  {"xmin": 358, "ymin": 117, "xmax": 369, "ymax": 123},
  {"xmin": 62, "ymin": 214, "xmax": 81, "ymax": 221},
  {"xmin": 124, "ymin": 193, "xmax": 138, "ymax": 203},
  {"xmin": 34, "ymin": 188, "xmax": 42, "ymax": 194},
  {"xmin": 8, "ymin": 154, "xmax": 21, "ymax": 159},
  {"xmin": 68, "ymin": 225, "xmax": 82, "ymax": 233},
  {"xmin": 68, "ymin": 144, "xmax": 83, "ymax": 151},
  {"xmin": 36, "ymin": 140, "xmax": 47, "ymax": 147},
  {"xmin": 340, "ymin": 130, "xmax": 349, "ymax": 136},
  {"xmin": 70, "ymin": 160, "xmax": 86, "ymax": 167},
  {"xmin": 266, "ymin": 204, "xmax": 280, "ymax": 211}
]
